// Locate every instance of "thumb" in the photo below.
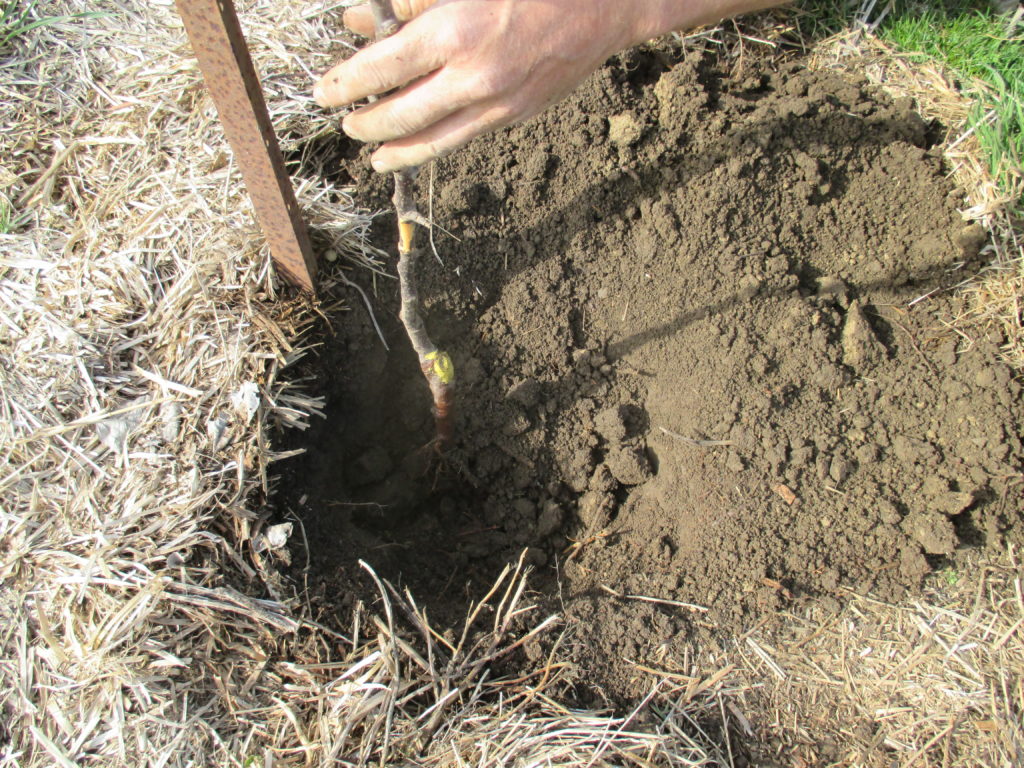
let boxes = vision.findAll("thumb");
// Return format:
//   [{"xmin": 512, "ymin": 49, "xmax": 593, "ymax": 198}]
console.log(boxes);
[
  {"xmin": 391, "ymin": 0, "xmax": 440, "ymax": 21},
  {"xmin": 343, "ymin": 0, "xmax": 439, "ymax": 37},
  {"xmin": 342, "ymin": 6, "xmax": 376, "ymax": 37}
]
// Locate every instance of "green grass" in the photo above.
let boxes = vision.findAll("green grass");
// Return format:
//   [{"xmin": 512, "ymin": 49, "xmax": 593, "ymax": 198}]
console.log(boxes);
[
  {"xmin": 880, "ymin": 1, "xmax": 1023, "ymax": 207},
  {"xmin": 1, "ymin": 0, "xmax": 103, "ymax": 50},
  {"xmin": 939, "ymin": 566, "xmax": 961, "ymax": 586},
  {"xmin": 796, "ymin": 1, "xmax": 1023, "ymax": 210},
  {"xmin": 879, "ymin": 1, "xmax": 1020, "ymax": 82},
  {"xmin": 0, "ymin": 198, "xmax": 16, "ymax": 234}
]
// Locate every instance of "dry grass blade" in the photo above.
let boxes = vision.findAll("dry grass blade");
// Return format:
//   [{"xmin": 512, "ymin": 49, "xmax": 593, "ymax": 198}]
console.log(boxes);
[{"xmin": 0, "ymin": 1, "xmax": 365, "ymax": 764}]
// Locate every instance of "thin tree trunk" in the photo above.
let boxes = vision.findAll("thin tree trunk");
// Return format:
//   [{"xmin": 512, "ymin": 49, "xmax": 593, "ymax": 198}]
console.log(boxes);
[{"xmin": 370, "ymin": 0, "xmax": 455, "ymax": 446}]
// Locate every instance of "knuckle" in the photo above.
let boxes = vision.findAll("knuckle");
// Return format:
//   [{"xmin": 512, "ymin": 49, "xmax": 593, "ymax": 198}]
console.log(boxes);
[
  {"xmin": 447, "ymin": 65, "xmax": 514, "ymax": 109},
  {"xmin": 508, "ymin": 90, "xmax": 549, "ymax": 125},
  {"xmin": 357, "ymin": 57, "xmax": 390, "ymax": 93},
  {"xmin": 433, "ymin": 17, "xmax": 469, "ymax": 56},
  {"xmin": 485, "ymin": 101, "xmax": 519, "ymax": 129},
  {"xmin": 468, "ymin": 70, "xmax": 499, "ymax": 101},
  {"xmin": 387, "ymin": 108, "xmax": 421, "ymax": 140},
  {"xmin": 451, "ymin": 79, "xmax": 486, "ymax": 110},
  {"xmin": 424, "ymin": 139, "xmax": 452, "ymax": 162},
  {"xmin": 472, "ymin": 67, "xmax": 513, "ymax": 101}
]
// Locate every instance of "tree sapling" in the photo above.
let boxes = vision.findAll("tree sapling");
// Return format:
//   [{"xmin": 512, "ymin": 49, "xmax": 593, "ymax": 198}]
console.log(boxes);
[{"xmin": 370, "ymin": 0, "xmax": 455, "ymax": 448}]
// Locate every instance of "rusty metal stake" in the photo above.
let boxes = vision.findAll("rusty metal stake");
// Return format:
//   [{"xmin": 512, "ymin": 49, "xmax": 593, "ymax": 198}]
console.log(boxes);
[{"xmin": 176, "ymin": 0, "xmax": 317, "ymax": 293}]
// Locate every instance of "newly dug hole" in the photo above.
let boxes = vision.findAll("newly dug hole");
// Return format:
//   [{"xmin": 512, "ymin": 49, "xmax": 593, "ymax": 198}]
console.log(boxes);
[{"xmin": 284, "ymin": 48, "xmax": 1023, "ymax": 702}]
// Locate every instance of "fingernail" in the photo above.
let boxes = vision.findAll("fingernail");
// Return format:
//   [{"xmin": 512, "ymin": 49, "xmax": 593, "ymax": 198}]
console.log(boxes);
[
  {"xmin": 371, "ymin": 157, "xmax": 390, "ymax": 173},
  {"xmin": 313, "ymin": 84, "xmax": 327, "ymax": 107},
  {"xmin": 341, "ymin": 117, "xmax": 361, "ymax": 140},
  {"xmin": 344, "ymin": 117, "xmax": 374, "ymax": 143}
]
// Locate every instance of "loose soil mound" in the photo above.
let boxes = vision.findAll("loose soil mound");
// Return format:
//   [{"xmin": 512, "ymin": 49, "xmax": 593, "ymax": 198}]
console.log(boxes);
[{"xmin": 281, "ymin": 48, "xmax": 1023, "ymax": 702}]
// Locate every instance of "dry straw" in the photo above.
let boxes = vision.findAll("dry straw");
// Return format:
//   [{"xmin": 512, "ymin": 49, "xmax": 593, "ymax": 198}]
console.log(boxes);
[
  {"xmin": 730, "ymin": 550, "xmax": 1024, "ymax": 766},
  {"xmin": 1, "ymin": 1, "xmax": 1022, "ymax": 767}
]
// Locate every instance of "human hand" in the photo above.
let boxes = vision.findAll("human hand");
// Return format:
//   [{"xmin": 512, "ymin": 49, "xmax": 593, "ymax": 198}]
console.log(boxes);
[
  {"xmin": 314, "ymin": 0, "xmax": 779, "ymax": 172},
  {"xmin": 313, "ymin": 0, "xmax": 656, "ymax": 172}
]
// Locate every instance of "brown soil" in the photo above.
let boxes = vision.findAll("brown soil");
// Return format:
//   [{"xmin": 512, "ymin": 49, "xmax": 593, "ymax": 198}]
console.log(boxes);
[{"xmin": 279, "ymin": 47, "xmax": 1023, "ymax": 705}]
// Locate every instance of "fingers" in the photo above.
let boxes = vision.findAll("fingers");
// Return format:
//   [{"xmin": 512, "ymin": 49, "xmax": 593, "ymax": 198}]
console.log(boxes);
[
  {"xmin": 342, "ymin": 67, "xmax": 476, "ymax": 143},
  {"xmin": 343, "ymin": 1, "xmax": 440, "ymax": 37},
  {"xmin": 370, "ymin": 101, "xmax": 518, "ymax": 172},
  {"xmin": 342, "ymin": 6, "xmax": 375, "ymax": 37},
  {"xmin": 313, "ymin": 26, "xmax": 445, "ymax": 107}
]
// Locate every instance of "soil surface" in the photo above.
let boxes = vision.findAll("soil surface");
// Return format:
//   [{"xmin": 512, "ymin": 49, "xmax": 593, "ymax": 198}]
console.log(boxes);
[{"xmin": 278, "ymin": 47, "xmax": 1023, "ymax": 705}]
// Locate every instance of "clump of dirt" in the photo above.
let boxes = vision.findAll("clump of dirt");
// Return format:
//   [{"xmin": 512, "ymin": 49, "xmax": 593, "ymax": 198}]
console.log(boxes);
[{"xmin": 279, "ymin": 47, "xmax": 1023, "ymax": 703}]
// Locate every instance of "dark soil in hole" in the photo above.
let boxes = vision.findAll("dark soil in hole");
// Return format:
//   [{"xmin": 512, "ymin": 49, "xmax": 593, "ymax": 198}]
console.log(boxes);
[{"xmin": 276, "ymin": 47, "xmax": 1024, "ymax": 705}]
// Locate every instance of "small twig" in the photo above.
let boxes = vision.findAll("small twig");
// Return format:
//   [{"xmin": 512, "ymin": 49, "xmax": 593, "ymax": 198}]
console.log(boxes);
[
  {"xmin": 658, "ymin": 426, "xmax": 733, "ymax": 447},
  {"xmin": 904, "ymin": 716, "xmax": 958, "ymax": 767},
  {"xmin": 744, "ymin": 636, "xmax": 786, "ymax": 680},
  {"xmin": 337, "ymin": 270, "xmax": 389, "ymax": 350},
  {"xmin": 599, "ymin": 584, "xmax": 709, "ymax": 613},
  {"xmin": 719, "ymin": 694, "xmax": 736, "ymax": 768},
  {"xmin": 359, "ymin": 560, "xmax": 398, "ymax": 768},
  {"xmin": 563, "ymin": 529, "xmax": 612, "ymax": 562},
  {"xmin": 625, "ymin": 660, "xmax": 698, "ymax": 682}
]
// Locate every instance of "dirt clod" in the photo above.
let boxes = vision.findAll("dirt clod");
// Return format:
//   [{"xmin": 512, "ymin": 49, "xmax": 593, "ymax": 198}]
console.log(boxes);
[
  {"xmin": 841, "ymin": 300, "xmax": 886, "ymax": 369},
  {"xmin": 904, "ymin": 510, "xmax": 960, "ymax": 555},
  {"xmin": 607, "ymin": 112, "xmax": 644, "ymax": 146},
  {"xmin": 605, "ymin": 446, "xmax": 653, "ymax": 486}
]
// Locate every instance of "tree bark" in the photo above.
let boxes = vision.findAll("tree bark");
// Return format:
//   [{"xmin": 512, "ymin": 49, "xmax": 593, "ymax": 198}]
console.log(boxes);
[{"xmin": 370, "ymin": 0, "xmax": 455, "ymax": 447}]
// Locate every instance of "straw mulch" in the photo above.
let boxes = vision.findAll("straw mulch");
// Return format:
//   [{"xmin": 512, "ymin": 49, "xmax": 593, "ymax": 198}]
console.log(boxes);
[
  {"xmin": 730, "ymin": 549, "xmax": 1024, "ymax": 766},
  {"xmin": 1, "ymin": 1, "xmax": 1021, "ymax": 767}
]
